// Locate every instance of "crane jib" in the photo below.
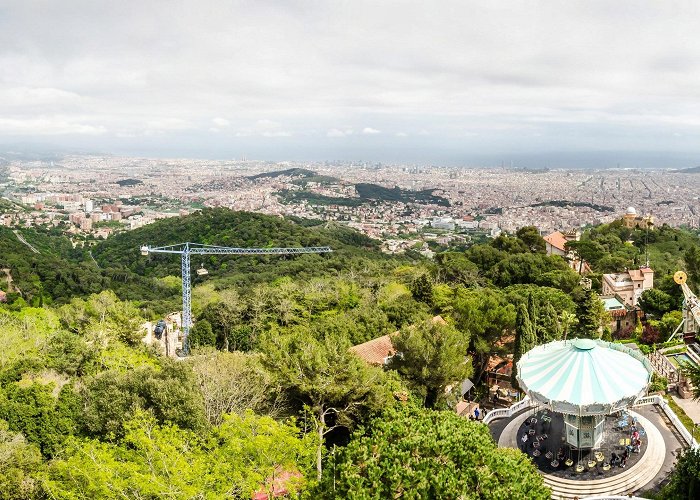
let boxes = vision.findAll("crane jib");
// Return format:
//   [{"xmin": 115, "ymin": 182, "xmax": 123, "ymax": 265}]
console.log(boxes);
[{"xmin": 140, "ymin": 242, "xmax": 332, "ymax": 356}]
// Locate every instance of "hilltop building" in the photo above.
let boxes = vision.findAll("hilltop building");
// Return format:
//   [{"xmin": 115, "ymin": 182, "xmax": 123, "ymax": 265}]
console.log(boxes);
[
  {"xmin": 622, "ymin": 206, "xmax": 654, "ymax": 230},
  {"xmin": 600, "ymin": 295, "xmax": 637, "ymax": 335},
  {"xmin": 543, "ymin": 231, "xmax": 569, "ymax": 257},
  {"xmin": 543, "ymin": 230, "xmax": 589, "ymax": 274},
  {"xmin": 601, "ymin": 266, "xmax": 654, "ymax": 308}
]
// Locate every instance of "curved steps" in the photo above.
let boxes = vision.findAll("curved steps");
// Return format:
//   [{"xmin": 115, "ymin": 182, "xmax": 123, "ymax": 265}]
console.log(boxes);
[{"xmin": 544, "ymin": 411, "xmax": 665, "ymax": 499}]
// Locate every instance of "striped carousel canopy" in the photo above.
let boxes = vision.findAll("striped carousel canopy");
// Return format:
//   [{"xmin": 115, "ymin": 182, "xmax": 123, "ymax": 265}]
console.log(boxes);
[{"xmin": 516, "ymin": 338, "xmax": 653, "ymax": 415}]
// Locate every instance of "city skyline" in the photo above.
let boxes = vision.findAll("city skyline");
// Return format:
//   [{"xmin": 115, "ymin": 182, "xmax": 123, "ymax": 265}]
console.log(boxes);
[{"xmin": 2, "ymin": 1, "xmax": 700, "ymax": 167}]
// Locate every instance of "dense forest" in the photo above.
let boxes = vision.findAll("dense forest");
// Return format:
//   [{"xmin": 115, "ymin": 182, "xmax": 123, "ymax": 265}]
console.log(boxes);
[{"xmin": 2, "ymin": 209, "xmax": 700, "ymax": 498}]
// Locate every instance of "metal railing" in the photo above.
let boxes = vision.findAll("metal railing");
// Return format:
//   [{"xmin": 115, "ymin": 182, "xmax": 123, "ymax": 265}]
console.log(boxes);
[
  {"xmin": 633, "ymin": 394, "xmax": 699, "ymax": 449},
  {"xmin": 483, "ymin": 396, "xmax": 534, "ymax": 424},
  {"xmin": 482, "ymin": 394, "xmax": 699, "ymax": 449},
  {"xmin": 647, "ymin": 350, "xmax": 679, "ymax": 384}
]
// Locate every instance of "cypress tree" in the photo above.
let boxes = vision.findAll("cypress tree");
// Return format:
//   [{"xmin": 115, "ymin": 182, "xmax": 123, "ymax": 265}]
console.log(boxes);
[
  {"xmin": 538, "ymin": 302, "xmax": 562, "ymax": 342},
  {"xmin": 527, "ymin": 293, "xmax": 540, "ymax": 341},
  {"xmin": 512, "ymin": 302, "xmax": 536, "ymax": 386},
  {"xmin": 572, "ymin": 289, "xmax": 603, "ymax": 339}
]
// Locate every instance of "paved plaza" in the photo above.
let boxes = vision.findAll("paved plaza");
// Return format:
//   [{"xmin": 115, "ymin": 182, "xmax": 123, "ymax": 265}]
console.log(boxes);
[{"xmin": 489, "ymin": 404, "xmax": 685, "ymax": 498}]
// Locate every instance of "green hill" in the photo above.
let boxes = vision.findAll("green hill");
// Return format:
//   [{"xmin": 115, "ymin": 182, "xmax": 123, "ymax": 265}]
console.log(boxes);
[
  {"xmin": 355, "ymin": 183, "xmax": 450, "ymax": 206},
  {"xmin": 92, "ymin": 208, "xmax": 405, "ymax": 296},
  {"xmin": 0, "ymin": 227, "xmax": 105, "ymax": 305},
  {"xmin": 248, "ymin": 168, "xmax": 316, "ymax": 180}
]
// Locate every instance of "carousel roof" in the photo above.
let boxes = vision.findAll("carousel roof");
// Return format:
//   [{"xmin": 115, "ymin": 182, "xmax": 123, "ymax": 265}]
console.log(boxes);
[{"xmin": 516, "ymin": 338, "xmax": 653, "ymax": 415}]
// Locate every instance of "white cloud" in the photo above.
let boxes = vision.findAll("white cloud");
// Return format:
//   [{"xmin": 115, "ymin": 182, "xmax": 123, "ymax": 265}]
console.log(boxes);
[
  {"xmin": 327, "ymin": 128, "xmax": 346, "ymax": 137},
  {"xmin": 395, "ymin": 131, "xmax": 408, "ymax": 137},
  {"xmin": 212, "ymin": 117, "xmax": 230, "ymax": 127},
  {"xmin": 145, "ymin": 118, "xmax": 190, "ymax": 131},
  {"xmin": 0, "ymin": 117, "xmax": 106, "ymax": 135},
  {"xmin": 0, "ymin": 1, "xmax": 699, "ymax": 162}
]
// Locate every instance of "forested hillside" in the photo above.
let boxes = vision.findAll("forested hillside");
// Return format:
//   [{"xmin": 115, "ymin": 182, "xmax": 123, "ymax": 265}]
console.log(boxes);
[{"xmin": 4, "ymin": 211, "xmax": 700, "ymax": 497}]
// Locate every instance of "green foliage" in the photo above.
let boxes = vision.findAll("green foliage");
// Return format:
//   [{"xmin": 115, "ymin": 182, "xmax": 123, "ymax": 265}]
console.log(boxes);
[
  {"xmin": 409, "ymin": 271, "xmax": 433, "ymax": 306},
  {"xmin": 513, "ymin": 302, "xmax": 536, "ymax": 384},
  {"xmin": 573, "ymin": 222, "xmax": 700, "ymax": 284},
  {"xmin": 59, "ymin": 290, "xmax": 145, "ymax": 346},
  {"xmin": 42, "ymin": 331, "xmax": 98, "ymax": 377},
  {"xmin": 189, "ymin": 351, "xmax": 285, "ymax": 425},
  {"xmin": 80, "ymin": 360, "xmax": 207, "ymax": 439},
  {"xmin": 434, "ymin": 252, "xmax": 481, "ymax": 285},
  {"xmin": 488, "ymin": 252, "xmax": 576, "ymax": 291},
  {"xmin": 314, "ymin": 405, "xmax": 550, "ymax": 499},
  {"xmin": 649, "ymin": 373, "xmax": 668, "ymax": 393},
  {"xmin": 491, "ymin": 234, "xmax": 528, "ymax": 254},
  {"xmin": 571, "ymin": 289, "xmax": 605, "ymax": 339},
  {"xmin": 465, "ymin": 244, "xmax": 506, "ymax": 274},
  {"xmin": 91, "ymin": 209, "xmax": 402, "ymax": 296},
  {"xmin": 516, "ymin": 226, "xmax": 547, "ymax": 254},
  {"xmin": 658, "ymin": 445, "xmax": 700, "ymax": 499},
  {"xmin": 261, "ymin": 328, "xmax": 394, "ymax": 478},
  {"xmin": 0, "ymin": 227, "xmax": 105, "ymax": 305},
  {"xmin": 389, "ymin": 318, "xmax": 473, "ymax": 408},
  {"xmin": 0, "ymin": 382, "xmax": 80, "ymax": 457},
  {"xmin": 452, "ymin": 287, "xmax": 515, "ymax": 379},
  {"xmin": 41, "ymin": 410, "xmax": 315, "ymax": 499},
  {"xmin": 0, "ymin": 307, "xmax": 60, "ymax": 371},
  {"xmin": 658, "ymin": 310, "xmax": 683, "ymax": 339},
  {"xmin": 0, "ymin": 420, "xmax": 42, "ymax": 500},
  {"xmin": 638, "ymin": 288, "xmax": 676, "ymax": 317},
  {"xmin": 188, "ymin": 318, "xmax": 215, "ymax": 349},
  {"xmin": 355, "ymin": 182, "xmax": 450, "ymax": 206}
]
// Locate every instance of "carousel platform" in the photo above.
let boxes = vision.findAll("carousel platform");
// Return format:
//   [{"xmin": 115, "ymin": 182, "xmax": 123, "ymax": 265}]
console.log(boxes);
[{"xmin": 498, "ymin": 408, "xmax": 666, "ymax": 498}]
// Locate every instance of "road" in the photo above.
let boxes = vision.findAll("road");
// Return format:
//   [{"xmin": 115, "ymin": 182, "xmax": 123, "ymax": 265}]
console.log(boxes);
[{"xmin": 13, "ymin": 230, "xmax": 40, "ymax": 254}]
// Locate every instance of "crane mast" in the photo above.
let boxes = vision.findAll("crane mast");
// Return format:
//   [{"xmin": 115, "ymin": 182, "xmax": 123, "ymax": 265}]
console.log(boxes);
[
  {"xmin": 141, "ymin": 242, "xmax": 332, "ymax": 354},
  {"xmin": 668, "ymin": 271, "xmax": 700, "ymax": 343}
]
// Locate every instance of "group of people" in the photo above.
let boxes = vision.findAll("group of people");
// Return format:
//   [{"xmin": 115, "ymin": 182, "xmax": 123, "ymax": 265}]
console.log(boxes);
[
  {"xmin": 609, "ymin": 425, "xmax": 643, "ymax": 468},
  {"xmin": 610, "ymin": 449, "xmax": 630, "ymax": 468}
]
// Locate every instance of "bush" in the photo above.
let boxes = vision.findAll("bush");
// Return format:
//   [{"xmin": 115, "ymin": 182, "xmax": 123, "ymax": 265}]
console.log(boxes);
[{"xmin": 640, "ymin": 323, "xmax": 661, "ymax": 345}]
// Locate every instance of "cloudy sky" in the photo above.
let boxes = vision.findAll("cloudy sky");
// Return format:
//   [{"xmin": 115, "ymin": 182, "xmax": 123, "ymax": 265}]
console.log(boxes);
[{"xmin": 1, "ymin": 0, "xmax": 699, "ymax": 166}]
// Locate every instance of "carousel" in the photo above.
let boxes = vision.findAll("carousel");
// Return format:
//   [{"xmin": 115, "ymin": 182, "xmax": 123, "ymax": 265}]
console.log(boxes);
[{"xmin": 516, "ymin": 338, "xmax": 653, "ymax": 449}]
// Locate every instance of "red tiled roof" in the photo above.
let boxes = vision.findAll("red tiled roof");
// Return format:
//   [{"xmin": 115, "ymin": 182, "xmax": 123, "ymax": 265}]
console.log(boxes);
[
  {"xmin": 544, "ymin": 231, "xmax": 568, "ymax": 252},
  {"xmin": 350, "ymin": 316, "xmax": 447, "ymax": 365},
  {"xmin": 350, "ymin": 334, "xmax": 396, "ymax": 365}
]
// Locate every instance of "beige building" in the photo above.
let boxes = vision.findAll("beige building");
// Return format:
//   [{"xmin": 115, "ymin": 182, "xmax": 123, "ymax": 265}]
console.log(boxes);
[
  {"xmin": 601, "ymin": 266, "xmax": 654, "ymax": 308},
  {"xmin": 621, "ymin": 207, "xmax": 654, "ymax": 230}
]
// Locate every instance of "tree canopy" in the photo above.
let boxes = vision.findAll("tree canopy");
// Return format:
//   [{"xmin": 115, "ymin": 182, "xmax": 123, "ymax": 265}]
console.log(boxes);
[{"xmin": 315, "ymin": 405, "xmax": 550, "ymax": 499}]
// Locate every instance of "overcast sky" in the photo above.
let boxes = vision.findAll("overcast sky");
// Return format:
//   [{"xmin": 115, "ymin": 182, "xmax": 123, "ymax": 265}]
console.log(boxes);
[{"xmin": 1, "ymin": 0, "xmax": 699, "ymax": 166}]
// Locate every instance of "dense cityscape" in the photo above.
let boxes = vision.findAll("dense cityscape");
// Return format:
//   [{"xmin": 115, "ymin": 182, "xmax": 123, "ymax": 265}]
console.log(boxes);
[{"xmin": 3, "ymin": 155, "xmax": 700, "ymax": 249}]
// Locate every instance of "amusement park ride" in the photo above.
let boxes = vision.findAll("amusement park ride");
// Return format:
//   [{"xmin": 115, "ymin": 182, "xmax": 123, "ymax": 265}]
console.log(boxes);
[
  {"xmin": 140, "ymin": 242, "xmax": 332, "ymax": 355},
  {"xmin": 668, "ymin": 271, "xmax": 700, "ymax": 343}
]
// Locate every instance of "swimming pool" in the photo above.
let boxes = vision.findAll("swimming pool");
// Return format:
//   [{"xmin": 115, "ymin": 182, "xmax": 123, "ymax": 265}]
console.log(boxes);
[{"xmin": 668, "ymin": 353, "xmax": 699, "ymax": 369}]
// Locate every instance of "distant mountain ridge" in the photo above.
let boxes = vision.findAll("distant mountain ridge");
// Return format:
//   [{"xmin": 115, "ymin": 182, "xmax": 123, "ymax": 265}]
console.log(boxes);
[{"xmin": 674, "ymin": 166, "xmax": 700, "ymax": 174}]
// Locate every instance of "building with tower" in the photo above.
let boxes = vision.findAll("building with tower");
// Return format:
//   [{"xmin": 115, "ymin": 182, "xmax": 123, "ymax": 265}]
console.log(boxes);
[{"xmin": 621, "ymin": 206, "xmax": 654, "ymax": 229}]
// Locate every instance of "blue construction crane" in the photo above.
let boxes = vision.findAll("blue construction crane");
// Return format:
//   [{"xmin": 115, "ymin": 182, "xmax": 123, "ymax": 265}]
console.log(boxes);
[{"xmin": 140, "ymin": 242, "xmax": 332, "ymax": 355}]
